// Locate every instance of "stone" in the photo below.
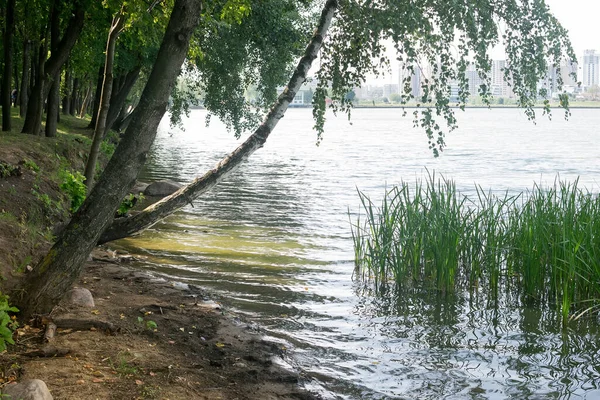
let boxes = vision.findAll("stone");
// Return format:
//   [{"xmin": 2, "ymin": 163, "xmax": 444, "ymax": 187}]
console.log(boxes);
[
  {"xmin": 143, "ymin": 180, "xmax": 182, "ymax": 196},
  {"xmin": 68, "ymin": 287, "xmax": 95, "ymax": 308},
  {"xmin": 131, "ymin": 181, "xmax": 149, "ymax": 194},
  {"xmin": 2, "ymin": 379, "xmax": 53, "ymax": 400}
]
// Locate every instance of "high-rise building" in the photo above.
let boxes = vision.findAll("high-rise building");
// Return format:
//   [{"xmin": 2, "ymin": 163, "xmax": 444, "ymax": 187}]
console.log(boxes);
[
  {"xmin": 398, "ymin": 64, "xmax": 421, "ymax": 98},
  {"xmin": 560, "ymin": 60, "xmax": 578, "ymax": 87},
  {"xmin": 491, "ymin": 60, "xmax": 511, "ymax": 97},
  {"xmin": 583, "ymin": 50, "xmax": 599, "ymax": 88},
  {"xmin": 465, "ymin": 64, "xmax": 484, "ymax": 97}
]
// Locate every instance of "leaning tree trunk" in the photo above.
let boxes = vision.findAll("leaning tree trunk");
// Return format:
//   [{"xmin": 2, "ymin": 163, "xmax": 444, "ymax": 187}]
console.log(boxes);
[
  {"xmin": 17, "ymin": 0, "xmax": 203, "ymax": 319},
  {"xmin": 2, "ymin": 0, "xmax": 15, "ymax": 131},
  {"xmin": 19, "ymin": 40, "xmax": 31, "ymax": 118},
  {"xmin": 21, "ymin": 2, "xmax": 84, "ymax": 135},
  {"xmin": 84, "ymin": 11, "xmax": 126, "ymax": 189},
  {"xmin": 99, "ymin": 0, "xmax": 338, "ymax": 244},
  {"xmin": 79, "ymin": 83, "xmax": 92, "ymax": 117}
]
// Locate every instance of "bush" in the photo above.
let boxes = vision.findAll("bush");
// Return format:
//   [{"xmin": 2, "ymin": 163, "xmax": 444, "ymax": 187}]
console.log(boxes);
[
  {"xmin": 60, "ymin": 170, "xmax": 87, "ymax": 212},
  {"xmin": 0, "ymin": 294, "xmax": 19, "ymax": 352}
]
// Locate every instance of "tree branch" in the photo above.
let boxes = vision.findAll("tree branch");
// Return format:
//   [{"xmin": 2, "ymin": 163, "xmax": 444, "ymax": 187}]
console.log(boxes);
[{"xmin": 98, "ymin": 0, "xmax": 338, "ymax": 244}]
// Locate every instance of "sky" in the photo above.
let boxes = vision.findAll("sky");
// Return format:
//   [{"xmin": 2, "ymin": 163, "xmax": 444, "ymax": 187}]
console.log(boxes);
[
  {"xmin": 367, "ymin": 0, "xmax": 599, "ymax": 85},
  {"xmin": 545, "ymin": 0, "xmax": 600, "ymax": 57}
]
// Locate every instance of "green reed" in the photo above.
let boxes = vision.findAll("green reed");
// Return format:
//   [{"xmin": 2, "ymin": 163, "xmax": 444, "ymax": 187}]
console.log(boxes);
[{"xmin": 351, "ymin": 174, "xmax": 600, "ymax": 324}]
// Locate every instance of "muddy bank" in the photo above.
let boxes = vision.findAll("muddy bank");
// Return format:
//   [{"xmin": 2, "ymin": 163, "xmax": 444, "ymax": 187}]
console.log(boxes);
[{"xmin": 0, "ymin": 249, "xmax": 319, "ymax": 400}]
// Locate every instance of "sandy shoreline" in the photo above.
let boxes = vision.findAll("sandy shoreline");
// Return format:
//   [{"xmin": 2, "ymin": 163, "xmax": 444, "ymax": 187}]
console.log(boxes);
[{"xmin": 0, "ymin": 248, "xmax": 319, "ymax": 400}]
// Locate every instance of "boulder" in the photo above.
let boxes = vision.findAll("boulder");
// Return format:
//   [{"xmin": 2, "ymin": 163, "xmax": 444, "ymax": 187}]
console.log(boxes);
[
  {"xmin": 68, "ymin": 287, "xmax": 95, "ymax": 308},
  {"xmin": 143, "ymin": 180, "xmax": 182, "ymax": 197},
  {"xmin": 2, "ymin": 379, "xmax": 53, "ymax": 400},
  {"xmin": 130, "ymin": 181, "xmax": 149, "ymax": 194}
]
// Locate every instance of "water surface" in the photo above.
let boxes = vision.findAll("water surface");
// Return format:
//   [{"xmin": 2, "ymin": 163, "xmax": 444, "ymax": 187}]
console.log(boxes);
[{"xmin": 115, "ymin": 108, "xmax": 600, "ymax": 399}]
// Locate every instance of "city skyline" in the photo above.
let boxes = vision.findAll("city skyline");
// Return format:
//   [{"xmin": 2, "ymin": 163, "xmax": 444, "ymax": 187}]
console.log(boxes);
[{"xmin": 367, "ymin": 0, "xmax": 600, "ymax": 86}]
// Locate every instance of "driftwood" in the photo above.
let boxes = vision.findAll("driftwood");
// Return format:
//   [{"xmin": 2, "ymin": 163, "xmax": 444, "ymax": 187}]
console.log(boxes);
[
  {"xmin": 22, "ymin": 345, "xmax": 70, "ymax": 358},
  {"xmin": 54, "ymin": 319, "xmax": 121, "ymax": 335}
]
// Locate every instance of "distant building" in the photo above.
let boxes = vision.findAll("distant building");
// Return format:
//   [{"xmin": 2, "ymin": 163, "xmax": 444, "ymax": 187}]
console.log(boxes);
[
  {"xmin": 491, "ymin": 60, "xmax": 512, "ymax": 97},
  {"xmin": 398, "ymin": 64, "xmax": 421, "ymax": 98},
  {"xmin": 465, "ymin": 64, "xmax": 484, "ymax": 97},
  {"xmin": 583, "ymin": 50, "xmax": 599, "ymax": 88},
  {"xmin": 560, "ymin": 60, "xmax": 579, "ymax": 87},
  {"xmin": 383, "ymin": 84, "xmax": 399, "ymax": 98}
]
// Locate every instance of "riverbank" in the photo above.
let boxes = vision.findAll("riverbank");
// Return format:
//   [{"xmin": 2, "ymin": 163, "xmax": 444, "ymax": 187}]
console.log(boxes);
[
  {"xmin": 0, "ymin": 108, "xmax": 317, "ymax": 399},
  {"xmin": 0, "ymin": 249, "xmax": 316, "ymax": 399}
]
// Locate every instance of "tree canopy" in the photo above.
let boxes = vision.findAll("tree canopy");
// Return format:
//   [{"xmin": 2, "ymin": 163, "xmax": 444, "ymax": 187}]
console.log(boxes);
[{"xmin": 0, "ymin": 0, "xmax": 578, "ymax": 317}]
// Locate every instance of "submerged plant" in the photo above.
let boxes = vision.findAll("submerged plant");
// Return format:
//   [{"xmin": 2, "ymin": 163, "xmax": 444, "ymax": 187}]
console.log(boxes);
[{"xmin": 352, "ymin": 174, "xmax": 600, "ymax": 325}]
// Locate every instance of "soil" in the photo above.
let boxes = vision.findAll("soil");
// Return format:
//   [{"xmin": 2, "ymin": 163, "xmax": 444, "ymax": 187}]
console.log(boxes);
[{"xmin": 0, "ymin": 249, "xmax": 318, "ymax": 400}]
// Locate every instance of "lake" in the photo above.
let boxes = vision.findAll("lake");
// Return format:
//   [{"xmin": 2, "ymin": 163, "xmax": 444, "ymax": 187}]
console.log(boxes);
[{"xmin": 114, "ymin": 108, "xmax": 600, "ymax": 399}]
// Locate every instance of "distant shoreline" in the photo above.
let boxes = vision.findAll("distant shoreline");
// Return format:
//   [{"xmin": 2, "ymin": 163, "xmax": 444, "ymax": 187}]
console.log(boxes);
[{"xmin": 190, "ymin": 104, "xmax": 600, "ymax": 110}]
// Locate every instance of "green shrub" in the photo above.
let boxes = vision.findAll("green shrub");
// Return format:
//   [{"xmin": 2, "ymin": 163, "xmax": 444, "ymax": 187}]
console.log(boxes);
[
  {"xmin": 0, "ymin": 294, "xmax": 19, "ymax": 352},
  {"xmin": 0, "ymin": 162, "xmax": 21, "ymax": 178},
  {"xmin": 22, "ymin": 159, "xmax": 40, "ymax": 173},
  {"xmin": 116, "ymin": 193, "xmax": 144, "ymax": 217},
  {"xmin": 60, "ymin": 170, "xmax": 87, "ymax": 212},
  {"xmin": 100, "ymin": 139, "xmax": 116, "ymax": 159}
]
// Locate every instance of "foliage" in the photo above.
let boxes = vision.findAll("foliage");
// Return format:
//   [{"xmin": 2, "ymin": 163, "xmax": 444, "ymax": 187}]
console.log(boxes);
[
  {"xmin": 0, "ymin": 163, "xmax": 21, "ymax": 179},
  {"xmin": 22, "ymin": 159, "xmax": 40, "ymax": 173},
  {"xmin": 59, "ymin": 170, "xmax": 87, "ymax": 212},
  {"xmin": 137, "ymin": 316, "xmax": 157, "ymax": 331},
  {"xmin": 314, "ymin": 0, "xmax": 577, "ymax": 154},
  {"xmin": 352, "ymin": 174, "xmax": 600, "ymax": 325},
  {"xmin": 117, "ymin": 193, "xmax": 144, "ymax": 217},
  {"xmin": 100, "ymin": 139, "xmax": 116, "ymax": 159},
  {"xmin": 171, "ymin": 0, "xmax": 313, "ymax": 136},
  {"xmin": 0, "ymin": 294, "xmax": 19, "ymax": 352},
  {"xmin": 389, "ymin": 93, "xmax": 402, "ymax": 103}
]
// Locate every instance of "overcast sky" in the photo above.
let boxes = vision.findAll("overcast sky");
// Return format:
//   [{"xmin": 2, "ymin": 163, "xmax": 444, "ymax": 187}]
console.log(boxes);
[{"xmin": 545, "ymin": 0, "xmax": 599, "ymax": 57}]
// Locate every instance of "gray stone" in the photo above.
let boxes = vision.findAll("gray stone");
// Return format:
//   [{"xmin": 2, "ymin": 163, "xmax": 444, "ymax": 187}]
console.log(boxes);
[
  {"xmin": 2, "ymin": 379, "xmax": 53, "ymax": 400},
  {"xmin": 68, "ymin": 287, "xmax": 95, "ymax": 308},
  {"xmin": 144, "ymin": 180, "xmax": 182, "ymax": 196},
  {"xmin": 131, "ymin": 181, "xmax": 149, "ymax": 194}
]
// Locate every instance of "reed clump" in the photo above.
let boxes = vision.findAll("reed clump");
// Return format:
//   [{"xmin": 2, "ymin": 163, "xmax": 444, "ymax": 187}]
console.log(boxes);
[{"xmin": 351, "ymin": 173, "xmax": 600, "ymax": 323}]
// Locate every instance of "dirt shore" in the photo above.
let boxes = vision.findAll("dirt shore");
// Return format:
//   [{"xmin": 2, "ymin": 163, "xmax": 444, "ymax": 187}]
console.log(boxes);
[{"xmin": 0, "ymin": 249, "xmax": 319, "ymax": 400}]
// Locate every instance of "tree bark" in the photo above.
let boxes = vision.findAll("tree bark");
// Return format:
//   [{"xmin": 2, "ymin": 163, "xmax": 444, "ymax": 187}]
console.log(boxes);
[
  {"xmin": 84, "ymin": 11, "xmax": 127, "ymax": 189},
  {"xmin": 105, "ymin": 65, "xmax": 140, "ymax": 135},
  {"xmin": 79, "ymin": 83, "xmax": 92, "ymax": 118},
  {"xmin": 19, "ymin": 40, "xmax": 31, "ymax": 118},
  {"xmin": 21, "ymin": 2, "xmax": 84, "ymax": 135},
  {"xmin": 99, "ymin": 0, "xmax": 338, "ymax": 244},
  {"xmin": 87, "ymin": 66, "xmax": 104, "ymax": 128},
  {"xmin": 13, "ymin": 44, "xmax": 20, "ymax": 107},
  {"xmin": 2, "ymin": 0, "xmax": 16, "ymax": 131},
  {"xmin": 22, "ymin": 34, "xmax": 47, "ymax": 136},
  {"xmin": 17, "ymin": 0, "xmax": 202, "ymax": 318},
  {"xmin": 62, "ymin": 67, "xmax": 72, "ymax": 115},
  {"xmin": 45, "ymin": 0, "xmax": 61, "ymax": 138},
  {"xmin": 70, "ymin": 77, "xmax": 79, "ymax": 116}
]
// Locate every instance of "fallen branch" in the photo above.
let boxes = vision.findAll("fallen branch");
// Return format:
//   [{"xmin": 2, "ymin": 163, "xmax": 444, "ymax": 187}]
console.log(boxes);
[{"xmin": 54, "ymin": 319, "xmax": 121, "ymax": 335}]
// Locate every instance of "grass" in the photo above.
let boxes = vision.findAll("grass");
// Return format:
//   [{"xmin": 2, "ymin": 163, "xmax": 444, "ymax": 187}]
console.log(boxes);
[{"xmin": 351, "ymin": 172, "xmax": 600, "ymax": 325}]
